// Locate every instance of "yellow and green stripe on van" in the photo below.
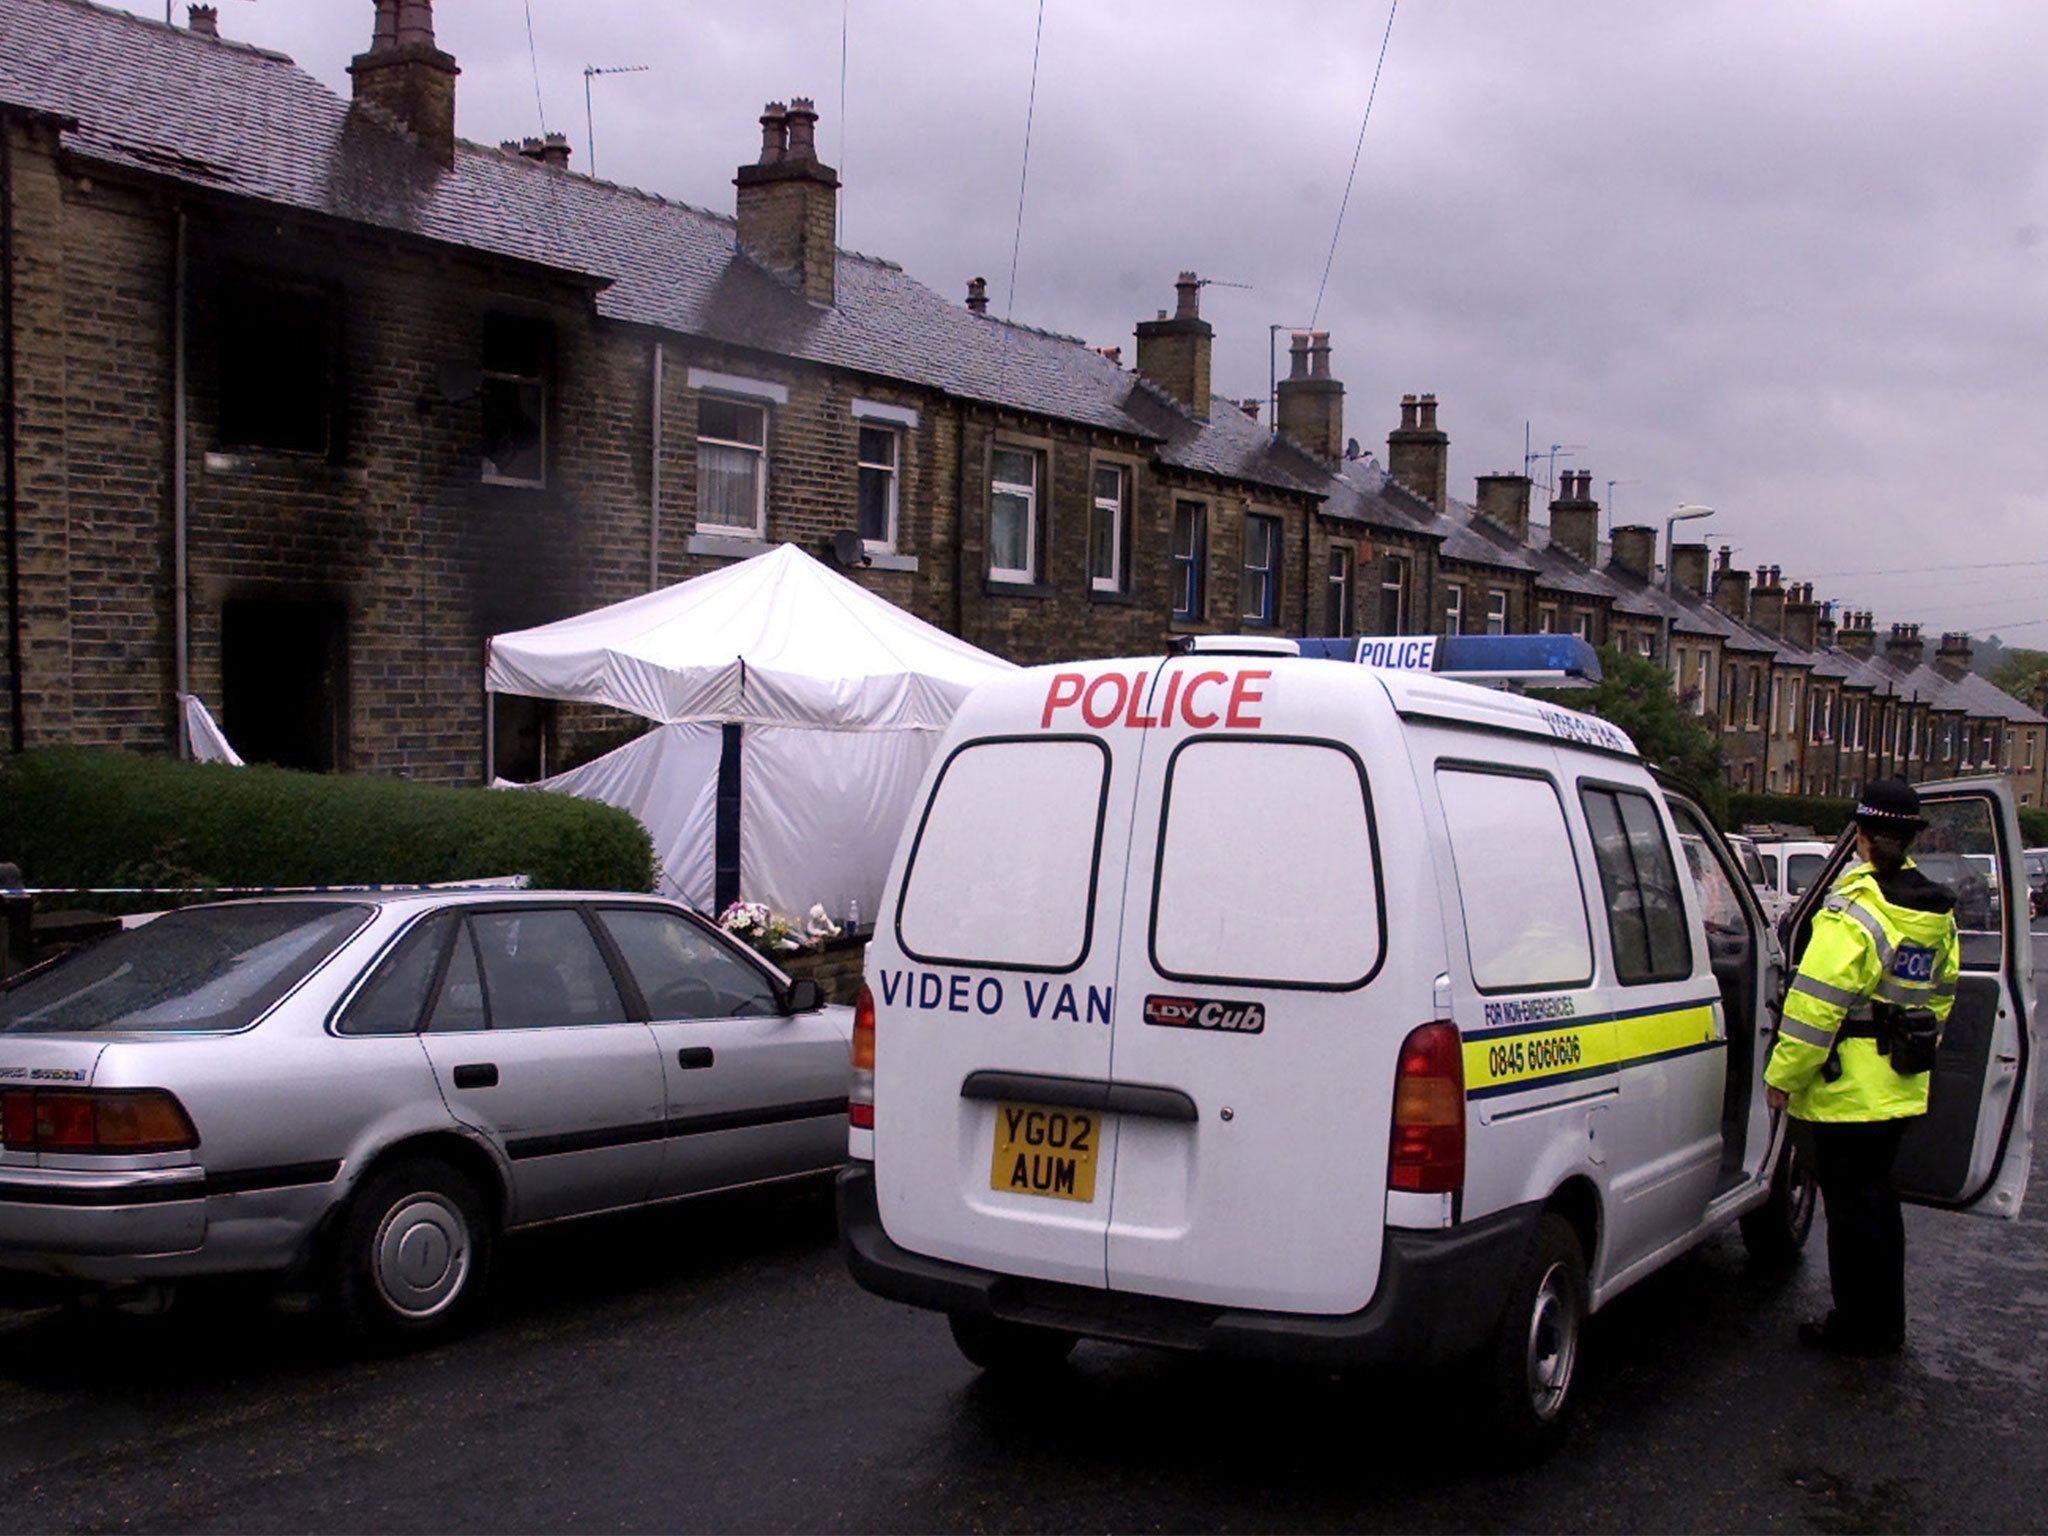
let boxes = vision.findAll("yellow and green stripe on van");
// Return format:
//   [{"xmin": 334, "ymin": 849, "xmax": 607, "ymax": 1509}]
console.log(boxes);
[{"xmin": 1463, "ymin": 999, "xmax": 1722, "ymax": 1099}]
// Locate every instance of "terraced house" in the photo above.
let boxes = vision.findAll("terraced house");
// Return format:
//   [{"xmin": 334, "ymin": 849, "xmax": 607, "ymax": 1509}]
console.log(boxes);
[{"xmin": 0, "ymin": 0, "xmax": 2038, "ymax": 807}]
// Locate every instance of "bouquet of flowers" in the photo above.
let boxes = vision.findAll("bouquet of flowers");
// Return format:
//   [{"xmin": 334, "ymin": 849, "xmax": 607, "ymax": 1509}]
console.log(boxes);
[{"xmin": 718, "ymin": 900, "xmax": 814, "ymax": 956}]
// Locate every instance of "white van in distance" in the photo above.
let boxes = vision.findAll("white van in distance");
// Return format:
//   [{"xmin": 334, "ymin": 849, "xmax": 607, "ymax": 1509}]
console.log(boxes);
[{"xmin": 840, "ymin": 637, "xmax": 2034, "ymax": 1442}]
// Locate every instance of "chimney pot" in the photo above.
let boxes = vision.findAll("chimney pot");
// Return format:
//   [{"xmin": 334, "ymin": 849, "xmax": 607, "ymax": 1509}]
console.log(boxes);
[
  {"xmin": 1174, "ymin": 271, "xmax": 1200, "ymax": 320},
  {"xmin": 1418, "ymin": 393, "xmax": 1438, "ymax": 431},
  {"xmin": 1288, "ymin": 331, "xmax": 1310, "ymax": 379},
  {"xmin": 1309, "ymin": 330, "xmax": 1332, "ymax": 378},
  {"xmin": 758, "ymin": 102, "xmax": 788, "ymax": 163},
  {"xmin": 394, "ymin": 0, "xmax": 435, "ymax": 47},
  {"xmin": 371, "ymin": 0, "xmax": 398, "ymax": 51},
  {"xmin": 965, "ymin": 276, "xmax": 988, "ymax": 315},
  {"xmin": 187, "ymin": 4, "xmax": 219, "ymax": 36},
  {"xmin": 785, "ymin": 98, "xmax": 819, "ymax": 160}
]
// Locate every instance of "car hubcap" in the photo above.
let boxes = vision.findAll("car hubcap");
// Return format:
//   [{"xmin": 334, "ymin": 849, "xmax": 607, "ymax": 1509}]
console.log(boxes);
[
  {"xmin": 1525, "ymin": 1262, "xmax": 1580, "ymax": 1422},
  {"xmin": 372, "ymin": 1194, "xmax": 470, "ymax": 1319}
]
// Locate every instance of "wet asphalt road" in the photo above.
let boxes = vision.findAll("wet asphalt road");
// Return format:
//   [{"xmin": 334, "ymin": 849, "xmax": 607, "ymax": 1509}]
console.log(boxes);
[{"xmin": 0, "ymin": 957, "xmax": 2043, "ymax": 1536}]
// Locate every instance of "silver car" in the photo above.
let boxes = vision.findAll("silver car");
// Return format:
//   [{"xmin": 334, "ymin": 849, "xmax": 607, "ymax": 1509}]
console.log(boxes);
[{"xmin": 0, "ymin": 891, "xmax": 852, "ymax": 1341}]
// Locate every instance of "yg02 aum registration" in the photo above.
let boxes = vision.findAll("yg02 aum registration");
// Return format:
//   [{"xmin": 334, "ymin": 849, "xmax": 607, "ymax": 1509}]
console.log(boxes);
[{"xmin": 990, "ymin": 1102, "xmax": 1099, "ymax": 1202}]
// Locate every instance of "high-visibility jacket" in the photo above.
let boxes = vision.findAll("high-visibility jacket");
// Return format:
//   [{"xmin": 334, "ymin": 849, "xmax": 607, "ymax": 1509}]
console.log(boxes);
[{"xmin": 1765, "ymin": 858, "xmax": 1960, "ymax": 1122}]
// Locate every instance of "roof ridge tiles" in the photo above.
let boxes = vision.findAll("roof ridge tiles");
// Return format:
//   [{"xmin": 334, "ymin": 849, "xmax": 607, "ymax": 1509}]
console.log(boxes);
[{"xmin": 49, "ymin": 0, "xmax": 290, "ymax": 64}]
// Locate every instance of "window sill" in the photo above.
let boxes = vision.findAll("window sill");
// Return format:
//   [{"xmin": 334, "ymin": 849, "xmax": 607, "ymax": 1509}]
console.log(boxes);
[
  {"xmin": 984, "ymin": 578, "xmax": 1055, "ymax": 599},
  {"xmin": 688, "ymin": 532, "xmax": 774, "ymax": 559},
  {"xmin": 203, "ymin": 450, "xmax": 365, "ymax": 486},
  {"xmin": 1088, "ymin": 587, "xmax": 1138, "ymax": 607},
  {"xmin": 864, "ymin": 551, "xmax": 919, "ymax": 574}
]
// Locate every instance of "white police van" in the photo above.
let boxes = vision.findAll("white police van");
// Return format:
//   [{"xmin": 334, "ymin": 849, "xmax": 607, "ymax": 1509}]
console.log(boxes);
[{"xmin": 840, "ymin": 635, "xmax": 2034, "ymax": 1441}]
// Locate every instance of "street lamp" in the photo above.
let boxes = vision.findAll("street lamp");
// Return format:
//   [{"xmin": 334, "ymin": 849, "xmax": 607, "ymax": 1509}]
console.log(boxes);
[{"xmin": 1661, "ymin": 503, "xmax": 1715, "ymax": 674}]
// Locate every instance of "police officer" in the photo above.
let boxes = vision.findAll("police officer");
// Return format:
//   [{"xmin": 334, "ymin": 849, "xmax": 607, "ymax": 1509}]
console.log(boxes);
[{"xmin": 1764, "ymin": 778, "xmax": 1958, "ymax": 1356}]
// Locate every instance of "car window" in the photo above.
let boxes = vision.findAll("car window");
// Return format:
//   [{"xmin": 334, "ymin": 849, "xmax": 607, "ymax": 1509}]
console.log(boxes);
[
  {"xmin": 598, "ymin": 908, "xmax": 780, "ymax": 1019},
  {"xmin": 1580, "ymin": 785, "xmax": 1693, "ymax": 984},
  {"xmin": 426, "ymin": 925, "xmax": 488, "ymax": 1032},
  {"xmin": 1759, "ymin": 852, "xmax": 1779, "ymax": 885},
  {"xmin": 0, "ymin": 902, "xmax": 370, "ymax": 1034},
  {"xmin": 1152, "ymin": 738, "xmax": 1382, "ymax": 989},
  {"xmin": 1786, "ymin": 852, "xmax": 1826, "ymax": 897},
  {"xmin": 1678, "ymin": 833, "xmax": 1748, "ymax": 941},
  {"xmin": 1733, "ymin": 841, "xmax": 1767, "ymax": 888},
  {"xmin": 336, "ymin": 912, "xmax": 454, "ymax": 1036},
  {"xmin": 897, "ymin": 738, "xmax": 1109, "ymax": 971},
  {"xmin": 1915, "ymin": 795, "xmax": 2006, "ymax": 964},
  {"xmin": 1435, "ymin": 767, "xmax": 1592, "ymax": 992},
  {"xmin": 468, "ymin": 909, "xmax": 629, "ymax": 1029}
]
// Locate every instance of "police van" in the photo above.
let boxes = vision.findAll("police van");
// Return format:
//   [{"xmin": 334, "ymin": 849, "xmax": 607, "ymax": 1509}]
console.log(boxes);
[{"xmin": 839, "ymin": 635, "xmax": 2034, "ymax": 1441}]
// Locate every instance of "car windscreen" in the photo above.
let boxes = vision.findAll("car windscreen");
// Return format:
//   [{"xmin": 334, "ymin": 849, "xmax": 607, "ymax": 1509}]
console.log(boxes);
[
  {"xmin": 0, "ymin": 903, "xmax": 371, "ymax": 1034},
  {"xmin": 1786, "ymin": 852, "xmax": 1826, "ymax": 896}
]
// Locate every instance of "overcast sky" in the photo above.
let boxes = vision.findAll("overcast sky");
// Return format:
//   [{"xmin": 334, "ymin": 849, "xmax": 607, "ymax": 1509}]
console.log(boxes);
[{"xmin": 109, "ymin": 0, "xmax": 2048, "ymax": 647}]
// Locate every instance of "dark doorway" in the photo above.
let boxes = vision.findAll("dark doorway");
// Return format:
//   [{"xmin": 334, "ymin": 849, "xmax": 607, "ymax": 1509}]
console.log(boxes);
[{"xmin": 220, "ymin": 599, "xmax": 347, "ymax": 771}]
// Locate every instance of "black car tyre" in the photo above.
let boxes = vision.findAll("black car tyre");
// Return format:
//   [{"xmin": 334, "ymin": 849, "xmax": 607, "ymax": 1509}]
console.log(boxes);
[
  {"xmin": 330, "ymin": 1158, "xmax": 492, "ymax": 1346},
  {"xmin": 948, "ymin": 1313, "xmax": 1076, "ymax": 1374},
  {"xmin": 1740, "ymin": 1125, "xmax": 1817, "ymax": 1267},
  {"xmin": 1486, "ymin": 1213, "xmax": 1587, "ymax": 1451}
]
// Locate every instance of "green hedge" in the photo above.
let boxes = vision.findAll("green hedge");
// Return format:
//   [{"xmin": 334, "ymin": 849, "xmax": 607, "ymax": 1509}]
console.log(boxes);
[
  {"xmin": 0, "ymin": 748, "xmax": 656, "ymax": 895},
  {"xmin": 1730, "ymin": 790, "xmax": 2048, "ymax": 848}
]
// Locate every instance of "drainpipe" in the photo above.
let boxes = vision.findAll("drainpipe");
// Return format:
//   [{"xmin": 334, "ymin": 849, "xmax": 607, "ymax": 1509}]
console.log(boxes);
[
  {"xmin": 1, "ymin": 115, "xmax": 22, "ymax": 752},
  {"xmin": 649, "ymin": 340, "xmax": 663, "ymax": 589},
  {"xmin": 172, "ymin": 208, "xmax": 190, "ymax": 751}
]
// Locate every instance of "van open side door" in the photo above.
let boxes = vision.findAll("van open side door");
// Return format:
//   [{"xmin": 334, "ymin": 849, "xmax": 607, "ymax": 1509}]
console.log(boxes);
[{"xmin": 1780, "ymin": 777, "xmax": 2033, "ymax": 1218}]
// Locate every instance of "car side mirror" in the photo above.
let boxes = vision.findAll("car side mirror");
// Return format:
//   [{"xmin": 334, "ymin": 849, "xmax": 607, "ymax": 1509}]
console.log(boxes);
[{"xmin": 783, "ymin": 977, "xmax": 823, "ymax": 1014}]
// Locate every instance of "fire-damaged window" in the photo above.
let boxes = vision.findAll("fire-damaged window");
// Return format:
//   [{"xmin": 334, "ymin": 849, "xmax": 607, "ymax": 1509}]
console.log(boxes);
[
  {"xmin": 481, "ymin": 314, "xmax": 552, "ymax": 486},
  {"xmin": 216, "ymin": 282, "xmax": 339, "ymax": 457}
]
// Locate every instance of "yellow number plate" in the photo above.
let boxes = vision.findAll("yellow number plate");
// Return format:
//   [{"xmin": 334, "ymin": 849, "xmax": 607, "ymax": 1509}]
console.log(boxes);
[{"xmin": 989, "ymin": 1101, "xmax": 1099, "ymax": 1202}]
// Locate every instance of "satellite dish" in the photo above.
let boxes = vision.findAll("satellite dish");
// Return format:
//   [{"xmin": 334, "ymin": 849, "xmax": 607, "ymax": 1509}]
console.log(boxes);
[{"xmin": 829, "ymin": 529, "xmax": 867, "ymax": 566}]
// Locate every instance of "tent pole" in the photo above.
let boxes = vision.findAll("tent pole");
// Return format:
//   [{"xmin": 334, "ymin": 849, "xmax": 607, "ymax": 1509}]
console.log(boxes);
[
  {"xmin": 649, "ymin": 341, "xmax": 664, "ymax": 590},
  {"xmin": 714, "ymin": 722, "xmax": 743, "ymax": 913},
  {"xmin": 483, "ymin": 685, "xmax": 496, "ymax": 784}
]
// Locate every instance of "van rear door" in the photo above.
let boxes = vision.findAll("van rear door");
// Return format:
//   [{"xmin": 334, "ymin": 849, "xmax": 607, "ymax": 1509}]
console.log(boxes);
[
  {"xmin": 869, "ymin": 670, "xmax": 1143, "ymax": 1289},
  {"xmin": 1100, "ymin": 660, "xmax": 1421, "ymax": 1314},
  {"xmin": 1783, "ymin": 778, "xmax": 2033, "ymax": 1216}
]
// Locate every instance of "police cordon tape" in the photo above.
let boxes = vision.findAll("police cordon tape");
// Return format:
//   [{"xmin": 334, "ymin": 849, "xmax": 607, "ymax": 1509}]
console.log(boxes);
[{"xmin": 0, "ymin": 875, "xmax": 531, "ymax": 898}]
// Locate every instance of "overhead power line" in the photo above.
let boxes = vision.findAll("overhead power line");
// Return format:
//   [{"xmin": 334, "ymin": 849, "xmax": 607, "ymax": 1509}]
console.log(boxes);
[
  {"xmin": 1005, "ymin": 0, "xmax": 1047, "ymax": 320},
  {"xmin": 1802, "ymin": 557, "xmax": 2048, "ymax": 579},
  {"xmin": 1311, "ymin": 0, "xmax": 1398, "ymax": 327}
]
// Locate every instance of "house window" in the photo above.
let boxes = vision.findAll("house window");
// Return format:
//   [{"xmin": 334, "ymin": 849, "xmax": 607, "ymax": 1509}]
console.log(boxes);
[
  {"xmin": 1378, "ymin": 553, "xmax": 1409, "ymax": 634},
  {"xmin": 1325, "ymin": 547, "xmax": 1354, "ymax": 637},
  {"xmin": 1089, "ymin": 463, "xmax": 1132, "ymax": 593},
  {"xmin": 1171, "ymin": 501, "xmax": 1208, "ymax": 622},
  {"xmin": 218, "ymin": 282, "xmax": 338, "ymax": 457},
  {"xmin": 1693, "ymin": 653, "xmax": 1710, "ymax": 717},
  {"xmin": 1573, "ymin": 612, "xmax": 1592, "ymax": 642},
  {"xmin": 1443, "ymin": 585, "xmax": 1464, "ymax": 636},
  {"xmin": 856, "ymin": 425, "xmax": 900, "ymax": 550},
  {"xmin": 481, "ymin": 314, "xmax": 551, "ymax": 486},
  {"xmin": 2027, "ymin": 734, "xmax": 2036, "ymax": 772},
  {"xmin": 1242, "ymin": 513, "xmax": 1281, "ymax": 626},
  {"xmin": 1769, "ymin": 678, "xmax": 1783, "ymax": 735},
  {"xmin": 1486, "ymin": 589, "xmax": 1509, "ymax": 635},
  {"xmin": 698, "ymin": 397, "xmax": 769, "ymax": 535},
  {"xmin": 989, "ymin": 446, "xmax": 1041, "ymax": 582},
  {"xmin": 1748, "ymin": 669, "xmax": 1765, "ymax": 730},
  {"xmin": 1538, "ymin": 605, "xmax": 1557, "ymax": 634},
  {"xmin": 1637, "ymin": 633, "xmax": 1654, "ymax": 658}
]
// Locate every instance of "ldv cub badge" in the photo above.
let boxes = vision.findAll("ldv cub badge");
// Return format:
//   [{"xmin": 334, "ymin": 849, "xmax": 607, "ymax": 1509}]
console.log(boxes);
[{"xmin": 1144, "ymin": 994, "xmax": 1266, "ymax": 1035}]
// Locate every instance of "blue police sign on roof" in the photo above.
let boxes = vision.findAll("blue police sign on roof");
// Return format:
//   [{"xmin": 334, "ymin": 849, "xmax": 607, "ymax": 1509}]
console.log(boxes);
[{"xmin": 1291, "ymin": 633, "xmax": 1603, "ymax": 685}]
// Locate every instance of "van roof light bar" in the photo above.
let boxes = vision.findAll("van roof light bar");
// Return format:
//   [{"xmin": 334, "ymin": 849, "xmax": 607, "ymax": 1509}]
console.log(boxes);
[{"xmin": 1290, "ymin": 634, "xmax": 1603, "ymax": 686}]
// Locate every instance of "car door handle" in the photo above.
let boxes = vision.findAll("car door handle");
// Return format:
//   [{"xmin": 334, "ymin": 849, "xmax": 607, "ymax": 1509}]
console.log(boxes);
[
  {"xmin": 676, "ymin": 1047, "xmax": 715, "ymax": 1070},
  {"xmin": 452, "ymin": 1063, "xmax": 499, "ymax": 1089}
]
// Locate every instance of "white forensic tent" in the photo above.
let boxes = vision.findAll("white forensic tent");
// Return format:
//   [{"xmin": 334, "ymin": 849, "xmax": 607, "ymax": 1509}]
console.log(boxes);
[{"xmin": 485, "ymin": 544, "xmax": 1016, "ymax": 923}]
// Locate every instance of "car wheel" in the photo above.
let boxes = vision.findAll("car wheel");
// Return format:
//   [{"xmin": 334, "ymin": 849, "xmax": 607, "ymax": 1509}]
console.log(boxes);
[
  {"xmin": 948, "ymin": 1312, "xmax": 1076, "ymax": 1375},
  {"xmin": 330, "ymin": 1158, "xmax": 492, "ymax": 1346},
  {"xmin": 1486, "ymin": 1213, "xmax": 1587, "ymax": 1450},
  {"xmin": 1740, "ymin": 1126, "xmax": 1817, "ymax": 1268}
]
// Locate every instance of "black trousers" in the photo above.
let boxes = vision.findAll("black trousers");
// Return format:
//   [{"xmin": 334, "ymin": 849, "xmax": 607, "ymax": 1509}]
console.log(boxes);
[{"xmin": 1809, "ymin": 1117, "xmax": 1909, "ymax": 1344}]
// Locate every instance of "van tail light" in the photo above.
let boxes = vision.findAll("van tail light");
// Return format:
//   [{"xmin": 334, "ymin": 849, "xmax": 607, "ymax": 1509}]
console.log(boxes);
[
  {"xmin": 849, "ymin": 983, "xmax": 876, "ymax": 1132},
  {"xmin": 2, "ymin": 1089, "xmax": 198, "ymax": 1155},
  {"xmin": 1388, "ymin": 1022, "xmax": 1464, "ymax": 1193}
]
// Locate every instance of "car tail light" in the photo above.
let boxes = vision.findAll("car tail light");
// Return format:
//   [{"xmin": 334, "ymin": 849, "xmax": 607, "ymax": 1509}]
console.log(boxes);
[
  {"xmin": 1, "ymin": 1089, "xmax": 198, "ymax": 1155},
  {"xmin": 849, "ymin": 982, "xmax": 876, "ymax": 1131},
  {"xmin": 1388, "ymin": 1022, "xmax": 1464, "ymax": 1193}
]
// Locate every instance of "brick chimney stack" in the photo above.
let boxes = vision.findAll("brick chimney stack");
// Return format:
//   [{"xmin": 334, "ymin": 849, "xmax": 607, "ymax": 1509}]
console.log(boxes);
[
  {"xmin": 1711, "ymin": 547, "xmax": 1751, "ymax": 619},
  {"xmin": 1934, "ymin": 631, "xmax": 1974, "ymax": 673},
  {"xmin": 1838, "ymin": 610, "xmax": 1877, "ymax": 658},
  {"xmin": 1387, "ymin": 393, "xmax": 1449, "ymax": 510},
  {"xmin": 965, "ymin": 276, "xmax": 988, "ymax": 315},
  {"xmin": 1134, "ymin": 272, "xmax": 1214, "ymax": 420},
  {"xmin": 1751, "ymin": 564, "xmax": 1787, "ymax": 635},
  {"xmin": 349, "ymin": 0, "xmax": 460, "ymax": 170},
  {"xmin": 1785, "ymin": 581, "xmax": 1819, "ymax": 649},
  {"xmin": 517, "ymin": 133, "xmax": 571, "ymax": 169},
  {"xmin": 1549, "ymin": 469, "xmax": 1600, "ymax": 564},
  {"xmin": 1275, "ymin": 329, "xmax": 1345, "ymax": 461},
  {"xmin": 187, "ymin": 5, "xmax": 218, "ymax": 35},
  {"xmin": 735, "ymin": 97, "xmax": 842, "ymax": 306},
  {"xmin": 1669, "ymin": 542, "xmax": 1710, "ymax": 595},
  {"xmin": 1475, "ymin": 473, "xmax": 1532, "ymax": 542},
  {"xmin": 1611, "ymin": 524, "xmax": 1656, "ymax": 578},
  {"xmin": 1885, "ymin": 622, "xmax": 1926, "ymax": 668}
]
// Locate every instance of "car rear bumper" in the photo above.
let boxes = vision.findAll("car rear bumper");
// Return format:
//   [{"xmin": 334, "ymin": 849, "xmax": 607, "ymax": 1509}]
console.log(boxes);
[
  {"xmin": 0, "ymin": 1161, "xmax": 341, "ymax": 1284},
  {"xmin": 838, "ymin": 1162, "xmax": 1539, "ymax": 1368}
]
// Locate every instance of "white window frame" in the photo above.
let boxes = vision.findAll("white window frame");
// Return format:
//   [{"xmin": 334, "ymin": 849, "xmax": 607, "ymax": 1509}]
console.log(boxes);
[
  {"xmin": 1539, "ymin": 604, "xmax": 1558, "ymax": 635},
  {"xmin": 1325, "ymin": 545, "xmax": 1354, "ymax": 638},
  {"xmin": 693, "ymin": 371, "xmax": 782, "ymax": 538},
  {"xmin": 1378, "ymin": 552, "xmax": 1409, "ymax": 634},
  {"xmin": 1693, "ymin": 652, "xmax": 1710, "ymax": 717},
  {"xmin": 1443, "ymin": 584, "xmax": 1463, "ymax": 636},
  {"xmin": 1242, "ymin": 512, "xmax": 1281, "ymax": 626},
  {"xmin": 1089, "ymin": 461, "xmax": 1133, "ymax": 593},
  {"xmin": 1171, "ymin": 499, "xmax": 1208, "ymax": 623},
  {"xmin": 1486, "ymin": 589, "xmax": 1509, "ymax": 635},
  {"xmin": 989, "ymin": 444, "xmax": 1041, "ymax": 584},
  {"xmin": 855, "ymin": 422, "xmax": 902, "ymax": 552},
  {"xmin": 1573, "ymin": 612, "xmax": 1592, "ymax": 642}
]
